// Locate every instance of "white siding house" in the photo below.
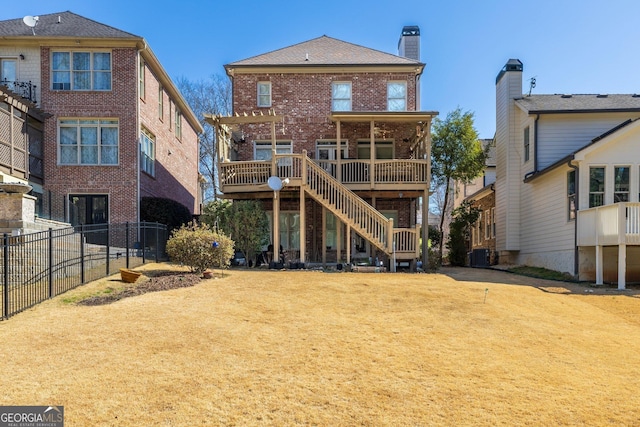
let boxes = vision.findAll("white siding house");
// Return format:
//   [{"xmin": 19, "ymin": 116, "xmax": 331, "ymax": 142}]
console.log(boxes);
[{"xmin": 495, "ymin": 60, "xmax": 640, "ymax": 287}]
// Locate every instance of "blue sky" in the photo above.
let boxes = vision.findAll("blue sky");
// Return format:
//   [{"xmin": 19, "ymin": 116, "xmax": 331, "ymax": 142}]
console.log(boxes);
[{"xmin": 3, "ymin": 0, "xmax": 640, "ymax": 138}]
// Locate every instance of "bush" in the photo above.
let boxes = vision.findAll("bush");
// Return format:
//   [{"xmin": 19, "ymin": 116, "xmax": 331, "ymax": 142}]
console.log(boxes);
[
  {"xmin": 166, "ymin": 222, "xmax": 234, "ymax": 273},
  {"xmin": 141, "ymin": 197, "xmax": 193, "ymax": 233}
]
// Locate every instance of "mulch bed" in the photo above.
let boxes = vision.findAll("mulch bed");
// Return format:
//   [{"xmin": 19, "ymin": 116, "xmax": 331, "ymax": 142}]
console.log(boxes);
[{"xmin": 78, "ymin": 271, "xmax": 202, "ymax": 306}]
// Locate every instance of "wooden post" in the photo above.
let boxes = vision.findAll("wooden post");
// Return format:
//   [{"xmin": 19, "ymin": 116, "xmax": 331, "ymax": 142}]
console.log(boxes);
[
  {"xmin": 370, "ymin": 120, "xmax": 375, "ymax": 189},
  {"xmin": 618, "ymin": 244, "xmax": 626, "ymax": 290},
  {"xmin": 322, "ymin": 207, "xmax": 327, "ymax": 266},
  {"xmin": 273, "ymin": 190, "xmax": 280, "ymax": 266},
  {"xmin": 346, "ymin": 225, "xmax": 351, "ymax": 265},
  {"xmin": 336, "ymin": 120, "xmax": 342, "ymax": 182},
  {"xmin": 300, "ymin": 151, "xmax": 307, "ymax": 264},
  {"xmin": 271, "ymin": 120, "xmax": 277, "ymax": 176}
]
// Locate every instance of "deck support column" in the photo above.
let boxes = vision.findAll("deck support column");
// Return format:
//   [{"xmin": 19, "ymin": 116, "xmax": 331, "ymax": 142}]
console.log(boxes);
[
  {"xmin": 336, "ymin": 120, "xmax": 342, "ymax": 182},
  {"xmin": 300, "ymin": 184, "xmax": 306, "ymax": 264},
  {"xmin": 618, "ymin": 244, "xmax": 626, "ymax": 290},
  {"xmin": 595, "ymin": 245, "xmax": 603, "ymax": 285}
]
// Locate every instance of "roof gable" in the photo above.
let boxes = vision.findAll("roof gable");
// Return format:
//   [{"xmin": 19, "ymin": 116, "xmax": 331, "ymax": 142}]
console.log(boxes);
[
  {"xmin": 0, "ymin": 11, "xmax": 139, "ymax": 39},
  {"xmin": 227, "ymin": 35, "xmax": 422, "ymax": 68}
]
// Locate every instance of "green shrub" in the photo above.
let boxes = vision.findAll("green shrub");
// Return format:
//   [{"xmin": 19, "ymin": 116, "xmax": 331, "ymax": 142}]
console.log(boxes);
[
  {"xmin": 141, "ymin": 197, "xmax": 193, "ymax": 233},
  {"xmin": 166, "ymin": 222, "xmax": 234, "ymax": 273}
]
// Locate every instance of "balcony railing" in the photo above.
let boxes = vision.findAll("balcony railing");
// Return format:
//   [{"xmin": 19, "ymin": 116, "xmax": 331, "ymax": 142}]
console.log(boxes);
[
  {"xmin": 0, "ymin": 80, "xmax": 37, "ymax": 104},
  {"xmin": 577, "ymin": 202, "xmax": 640, "ymax": 246},
  {"xmin": 219, "ymin": 156, "xmax": 428, "ymax": 190}
]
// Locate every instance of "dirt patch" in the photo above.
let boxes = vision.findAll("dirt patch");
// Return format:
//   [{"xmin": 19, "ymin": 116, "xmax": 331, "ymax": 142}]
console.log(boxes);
[{"xmin": 78, "ymin": 271, "xmax": 202, "ymax": 306}]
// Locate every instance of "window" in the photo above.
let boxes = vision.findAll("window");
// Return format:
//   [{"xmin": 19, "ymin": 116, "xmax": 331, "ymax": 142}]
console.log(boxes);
[
  {"xmin": 357, "ymin": 140, "xmax": 393, "ymax": 159},
  {"xmin": 589, "ymin": 167, "xmax": 605, "ymax": 208},
  {"xmin": 58, "ymin": 119, "xmax": 118, "ymax": 165},
  {"xmin": 139, "ymin": 58, "xmax": 145, "ymax": 99},
  {"xmin": 524, "ymin": 126, "xmax": 530, "ymax": 162},
  {"xmin": 279, "ymin": 212, "xmax": 300, "ymax": 251},
  {"xmin": 0, "ymin": 58, "xmax": 17, "ymax": 90},
  {"xmin": 255, "ymin": 141, "xmax": 292, "ymax": 161},
  {"xmin": 567, "ymin": 170, "xmax": 576, "ymax": 220},
  {"xmin": 491, "ymin": 207, "xmax": 496, "ymax": 238},
  {"xmin": 52, "ymin": 51, "xmax": 111, "ymax": 91},
  {"xmin": 158, "ymin": 85, "xmax": 164, "ymax": 120},
  {"xmin": 140, "ymin": 128, "xmax": 155, "ymax": 176},
  {"xmin": 257, "ymin": 82, "xmax": 271, "ymax": 107},
  {"xmin": 175, "ymin": 109, "xmax": 182, "ymax": 139},
  {"xmin": 387, "ymin": 82, "xmax": 407, "ymax": 111},
  {"xmin": 331, "ymin": 82, "xmax": 351, "ymax": 111},
  {"xmin": 614, "ymin": 166, "xmax": 630, "ymax": 203},
  {"xmin": 475, "ymin": 212, "xmax": 483, "ymax": 245},
  {"xmin": 485, "ymin": 209, "xmax": 491, "ymax": 239}
]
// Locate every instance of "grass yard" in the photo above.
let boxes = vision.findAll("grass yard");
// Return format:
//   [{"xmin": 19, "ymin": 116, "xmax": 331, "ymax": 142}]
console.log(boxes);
[{"xmin": 1, "ymin": 264, "xmax": 640, "ymax": 426}]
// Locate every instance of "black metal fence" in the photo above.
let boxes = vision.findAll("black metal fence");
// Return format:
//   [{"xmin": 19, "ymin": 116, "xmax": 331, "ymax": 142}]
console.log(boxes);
[{"xmin": 1, "ymin": 222, "xmax": 168, "ymax": 320}]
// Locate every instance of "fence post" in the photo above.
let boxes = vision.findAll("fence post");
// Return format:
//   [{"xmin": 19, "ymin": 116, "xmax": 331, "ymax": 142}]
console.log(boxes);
[
  {"xmin": 3, "ymin": 233, "xmax": 8, "ymax": 319},
  {"xmin": 155, "ymin": 223, "xmax": 159, "ymax": 261},
  {"xmin": 80, "ymin": 224, "xmax": 85, "ymax": 284},
  {"xmin": 141, "ymin": 222, "xmax": 146, "ymax": 264},
  {"xmin": 48, "ymin": 228, "xmax": 53, "ymax": 298},
  {"xmin": 125, "ymin": 222, "xmax": 130, "ymax": 269},
  {"xmin": 106, "ymin": 223, "xmax": 110, "ymax": 276}
]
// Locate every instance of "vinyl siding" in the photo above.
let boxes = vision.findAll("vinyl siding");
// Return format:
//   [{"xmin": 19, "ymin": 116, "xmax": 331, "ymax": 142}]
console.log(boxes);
[{"xmin": 537, "ymin": 113, "xmax": 640, "ymax": 170}]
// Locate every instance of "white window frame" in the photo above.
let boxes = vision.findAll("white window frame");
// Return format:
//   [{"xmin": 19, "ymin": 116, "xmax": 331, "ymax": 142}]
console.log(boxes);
[
  {"xmin": 524, "ymin": 126, "xmax": 530, "ymax": 162},
  {"xmin": 52, "ymin": 51, "xmax": 112, "ymax": 91},
  {"xmin": 484, "ymin": 209, "xmax": 491, "ymax": 239},
  {"xmin": 614, "ymin": 165, "xmax": 630, "ymax": 203},
  {"xmin": 567, "ymin": 170, "xmax": 576, "ymax": 221},
  {"xmin": 257, "ymin": 82, "xmax": 272, "ymax": 107},
  {"xmin": 175, "ymin": 109, "xmax": 182, "ymax": 140},
  {"xmin": 331, "ymin": 82, "xmax": 352, "ymax": 111},
  {"xmin": 140, "ymin": 128, "xmax": 155, "ymax": 177},
  {"xmin": 589, "ymin": 166, "xmax": 605, "ymax": 208},
  {"xmin": 491, "ymin": 207, "xmax": 496, "ymax": 238},
  {"xmin": 387, "ymin": 81, "xmax": 407, "ymax": 111},
  {"xmin": 58, "ymin": 118, "xmax": 119, "ymax": 165},
  {"xmin": 158, "ymin": 85, "xmax": 164, "ymax": 120},
  {"xmin": 139, "ymin": 57, "xmax": 145, "ymax": 99}
]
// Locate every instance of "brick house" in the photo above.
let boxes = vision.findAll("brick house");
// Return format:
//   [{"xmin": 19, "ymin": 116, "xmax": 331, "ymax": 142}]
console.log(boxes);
[
  {"xmin": 0, "ymin": 11, "xmax": 202, "ymax": 227},
  {"xmin": 453, "ymin": 138, "xmax": 497, "ymax": 266},
  {"xmin": 206, "ymin": 27, "xmax": 437, "ymax": 269}
]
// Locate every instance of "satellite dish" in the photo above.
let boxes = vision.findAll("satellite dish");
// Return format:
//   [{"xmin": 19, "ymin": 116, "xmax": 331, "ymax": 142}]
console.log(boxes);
[
  {"xmin": 267, "ymin": 176, "xmax": 283, "ymax": 192},
  {"xmin": 22, "ymin": 16, "xmax": 39, "ymax": 35}
]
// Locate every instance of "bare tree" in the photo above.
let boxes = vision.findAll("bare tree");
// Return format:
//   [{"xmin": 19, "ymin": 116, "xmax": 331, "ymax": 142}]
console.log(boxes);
[{"xmin": 176, "ymin": 74, "xmax": 231, "ymax": 202}]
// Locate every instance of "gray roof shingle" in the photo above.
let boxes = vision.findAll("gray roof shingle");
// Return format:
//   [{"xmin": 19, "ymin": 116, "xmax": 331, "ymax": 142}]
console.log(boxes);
[
  {"xmin": 515, "ymin": 94, "xmax": 640, "ymax": 113},
  {"xmin": 0, "ymin": 11, "xmax": 139, "ymax": 39},
  {"xmin": 227, "ymin": 35, "xmax": 422, "ymax": 67}
]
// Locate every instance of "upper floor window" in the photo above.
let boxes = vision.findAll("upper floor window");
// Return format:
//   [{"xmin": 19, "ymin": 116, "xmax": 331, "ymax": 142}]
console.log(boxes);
[
  {"xmin": 257, "ymin": 82, "xmax": 271, "ymax": 107},
  {"xmin": 58, "ymin": 118, "xmax": 118, "ymax": 165},
  {"xmin": 139, "ymin": 58, "xmax": 145, "ymax": 99},
  {"xmin": 387, "ymin": 82, "xmax": 407, "ymax": 111},
  {"xmin": 589, "ymin": 166, "xmax": 605, "ymax": 208},
  {"xmin": 567, "ymin": 170, "xmax": 576, "ymax": 220},
  {"xmin": 524, "ymin": 126, "xmax": 530, "ymax": 162},
  {"xmin": 614, "ymin": 166, "xmax": 630, "ymax": 202},
  {"xmin": 331, "ymin": 82, "xmax": 351, "ymax": 111},
  {"xmin": 52, "ymin": 51, "xmax": 111, "ymax": 91},
  {"xmin": 140, "ymin": 128, "xmax": 155, "ymax": 177},
  {"xmin": 175, "ymin": 109, "xmax": 182, "ymax": 139}
]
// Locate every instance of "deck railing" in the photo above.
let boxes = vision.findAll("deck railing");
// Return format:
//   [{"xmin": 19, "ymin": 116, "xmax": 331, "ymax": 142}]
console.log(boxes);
[
  {"xmin": 577, "ymin": 202, "xmax": 640, "ymax": 246},
  {"xmin": 219, "ymin": 157, "xmax": 428, "ymax": 188}
]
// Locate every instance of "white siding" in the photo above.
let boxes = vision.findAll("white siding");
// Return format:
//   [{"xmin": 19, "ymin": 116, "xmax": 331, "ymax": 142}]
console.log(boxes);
[
  {"xmin": 518, "ymin": 165, "xmax": 576, "ymax": 274},
  {"xmin": 537, "ymin": 113, "xmax": 640, "ymax": 170},
  {"xmin": 0, "ymin": 46, "xmax": 41, "ymax": 104}
]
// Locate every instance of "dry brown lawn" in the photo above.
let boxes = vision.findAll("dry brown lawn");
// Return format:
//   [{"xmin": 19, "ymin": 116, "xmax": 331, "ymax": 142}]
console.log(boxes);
[{"xmin": 2, "ymin": 264, "xmax": 640, "ymax": 426}]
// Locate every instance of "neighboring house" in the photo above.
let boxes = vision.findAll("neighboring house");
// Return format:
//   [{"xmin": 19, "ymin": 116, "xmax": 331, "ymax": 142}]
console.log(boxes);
[
  {"xmin": 206, "ymin": 27, "xmax": 438, "ymax": 270},
  {"xmin": 495, "ymin": 59, "xmax": 640, "ymax": 287},
  {"xmin": 453, "ymin": 138, "xmax": 497, "ymax": 266},
  {"xmin": 0, "ymin": 11, "xmax": 202, "ymax": 228}
]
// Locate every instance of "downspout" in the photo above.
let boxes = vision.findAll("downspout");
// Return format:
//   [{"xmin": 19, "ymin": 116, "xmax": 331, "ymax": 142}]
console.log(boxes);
[
  {"xmin": 533, "ymin": 114, "xmax": 540, "ymax": 173},
  {"xmin": 568, "ymin": 158, "xmax": 579, "ymax": 277}
]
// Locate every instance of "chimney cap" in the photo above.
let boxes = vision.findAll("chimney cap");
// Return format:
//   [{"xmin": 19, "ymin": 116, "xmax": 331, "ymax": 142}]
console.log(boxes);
[
  {"xmin": 401, "ymin": 26, "xmax": 420, "ymax": 36},
  {"xmin": 496, "ymin": 58, "xmax": 523, "ymax": 84}
]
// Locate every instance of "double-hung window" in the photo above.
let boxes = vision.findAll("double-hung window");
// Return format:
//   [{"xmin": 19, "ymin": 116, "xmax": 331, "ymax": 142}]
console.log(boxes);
[
  {"xmin": 331, "ymin": 82, "xmax": 351, "ymax": 111},
  {"xmin": 59, "ymin": 119, "xmax": 118, "ymax": 165},
  {"xmin": 52, "ymin": 51, "xmax": 111, "ymax": 91},
  {"xmin": 387, "ymin": 82, "xmax": 407, "ymax": 111},
  {"xmin": 589, "ymin": 167, "xmax": 605, "ymax": 208},
  {"xmin": 614, "ymin": 166, "xmax": 630, "ymax": 202},
  {"xmin": 140, "ymin": 128, "xmax": 155, "ymax": 176},
  {"xmin": 567, "ymin": 170, "xmax": 576, "ymax": 220},
  {"xmin": 485, "ymin": 209, "xmax": 491, "ymax": 239},
  {"xmin": 158, "ymin": 85, "xmax": 164, "ymax": 120},
  {"xmin": 175, "ymin": 109, "xmax": 182, "ymax": 140},
  {"xmin": 139, "ymin": 58, "xmax": 145, "ymax": 99},
  {"xmin": 257, "ymin": 82, "xmax": 271, "ymax": 107},
  {"xmin": 524, "ymin": 126, "xmax": 530, "ymax": 162}
]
